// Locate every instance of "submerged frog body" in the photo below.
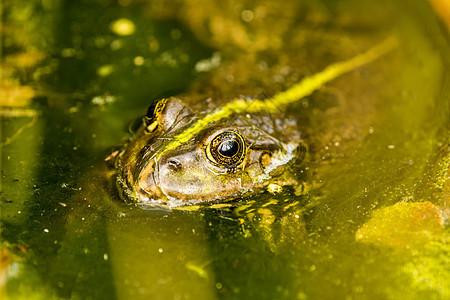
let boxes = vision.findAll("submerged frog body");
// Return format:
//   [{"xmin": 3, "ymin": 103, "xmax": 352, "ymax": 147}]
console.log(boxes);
[{"xmin": 116, "ymin": 97, "xmax": 305, "ymax": 207}]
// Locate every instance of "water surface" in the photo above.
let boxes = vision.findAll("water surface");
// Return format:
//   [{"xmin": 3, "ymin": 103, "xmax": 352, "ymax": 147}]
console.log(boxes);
[{"xmin": 1, "ymin": 0, "xmax": 449, "ymax": 299}]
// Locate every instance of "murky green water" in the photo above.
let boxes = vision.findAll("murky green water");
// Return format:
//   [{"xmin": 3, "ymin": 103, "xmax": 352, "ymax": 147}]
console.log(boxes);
[{"xmin": 1, "ymin": 0, "xmax": 449, "ymax": 299}]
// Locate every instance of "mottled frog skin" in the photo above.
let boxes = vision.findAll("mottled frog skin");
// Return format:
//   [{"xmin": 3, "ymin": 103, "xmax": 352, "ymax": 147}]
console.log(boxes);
[
  {"xmin": 115, "ymin": 97, "xmax": 305, "ymax": 207},
  {"xmin": 114, "ymin": 37, "xmax": 396, "ymax": 208}
]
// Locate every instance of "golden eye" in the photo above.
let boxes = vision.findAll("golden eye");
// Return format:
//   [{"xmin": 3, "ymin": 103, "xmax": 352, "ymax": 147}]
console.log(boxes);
[
  {"xmin": 206, "ymin": 131, "xmax": 246, "ymax": 168},
  {"xmin": 144, "ymin": 98, "xmax": 168, "ymax": 133}
]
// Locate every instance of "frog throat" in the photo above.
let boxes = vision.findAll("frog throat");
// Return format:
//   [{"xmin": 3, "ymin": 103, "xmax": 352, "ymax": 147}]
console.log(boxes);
[{"xmin": 153, "ymin": 36, "xmax": 398, "ymax": 161}]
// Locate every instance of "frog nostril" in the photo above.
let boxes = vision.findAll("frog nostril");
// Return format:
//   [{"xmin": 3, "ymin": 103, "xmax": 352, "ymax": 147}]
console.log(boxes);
[{"xmin": 167, "ymin": 158, "xmax": 182, "ymax": 171}]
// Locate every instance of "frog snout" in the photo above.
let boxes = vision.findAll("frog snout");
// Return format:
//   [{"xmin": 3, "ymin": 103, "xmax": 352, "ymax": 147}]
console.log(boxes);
[{"xmin": 157, "ymin": 152, "xmax": 219, "ymax": 201}]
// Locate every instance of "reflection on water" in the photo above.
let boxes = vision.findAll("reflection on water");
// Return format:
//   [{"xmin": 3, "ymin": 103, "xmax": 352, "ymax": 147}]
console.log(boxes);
[{"xmin": 1, "ymin": 0, "xmax": 449, "ymax": 299}]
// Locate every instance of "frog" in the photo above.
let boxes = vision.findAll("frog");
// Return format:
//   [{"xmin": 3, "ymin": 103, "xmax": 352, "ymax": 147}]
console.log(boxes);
[
  {"xmin": 115, "ymin": 96, "xmax": 304, "ymax": 207},
  {"xmin": 113, "ymin": 36, "xmax": 398, "ymax": 209}
]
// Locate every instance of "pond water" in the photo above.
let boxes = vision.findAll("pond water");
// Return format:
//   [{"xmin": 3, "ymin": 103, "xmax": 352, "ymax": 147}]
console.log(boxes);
[{"xmin": 1, "ymin": 0, "xmax": 449, "ymax": 299}]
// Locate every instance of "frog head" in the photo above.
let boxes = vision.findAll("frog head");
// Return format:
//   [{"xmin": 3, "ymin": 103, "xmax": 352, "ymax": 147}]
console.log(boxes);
[{"xmin": 116, "ymin": 97, "xmax": 305, "ymax": 207}]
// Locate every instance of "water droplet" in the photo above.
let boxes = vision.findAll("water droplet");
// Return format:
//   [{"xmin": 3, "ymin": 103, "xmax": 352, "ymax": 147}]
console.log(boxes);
[
  {"xmin": 133, "ymin": 56, "xmax": 145, "ymax": 66},
  {"xmin": 110, "ymin": 18, "xmax": 135, "ymax": 36},
  {"xmin": 97, "ymin": 64, "xmax": 114, "ymax": 77},
  {"xmin": 241, "ymin": 10, "xmax": 254, "ymax": 22}
]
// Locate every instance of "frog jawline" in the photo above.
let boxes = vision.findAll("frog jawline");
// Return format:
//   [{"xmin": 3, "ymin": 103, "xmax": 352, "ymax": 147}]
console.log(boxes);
[
  {"xmin": 157, "ymin": 142, "xmax": 300, "ymax": 208},
  {"xmin": 123, "ymin": 142, "xmax": 300, "ymax": 209}
]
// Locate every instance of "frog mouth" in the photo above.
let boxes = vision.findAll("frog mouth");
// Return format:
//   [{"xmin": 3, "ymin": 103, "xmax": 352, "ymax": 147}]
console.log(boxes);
[
  {"xmin": 136, "ymin": 155, "xmax": 195, "ymax": 207},
  {"xmin": 135, "ymin": 157, "xmax": 165, "ymax": 204}
]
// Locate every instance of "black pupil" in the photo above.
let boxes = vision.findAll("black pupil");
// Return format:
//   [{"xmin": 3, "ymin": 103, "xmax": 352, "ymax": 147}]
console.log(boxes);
[
  {"xmin": 218, "ymin": 140, "xmax": 239, "ymax": 157},
  {"xmin": 145, "ymin": 102, "xmax": 157, "ymax": 119}
]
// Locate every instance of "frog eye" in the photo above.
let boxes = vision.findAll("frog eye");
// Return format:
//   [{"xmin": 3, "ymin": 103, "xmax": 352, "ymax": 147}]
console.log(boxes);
[
  {"xmin": 144, "ymin": 98, "xmax": 168, "ymax": 133},
  {"xmin": 206, "ymin": 131, "xmax": 246, "ymax": 169}
]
